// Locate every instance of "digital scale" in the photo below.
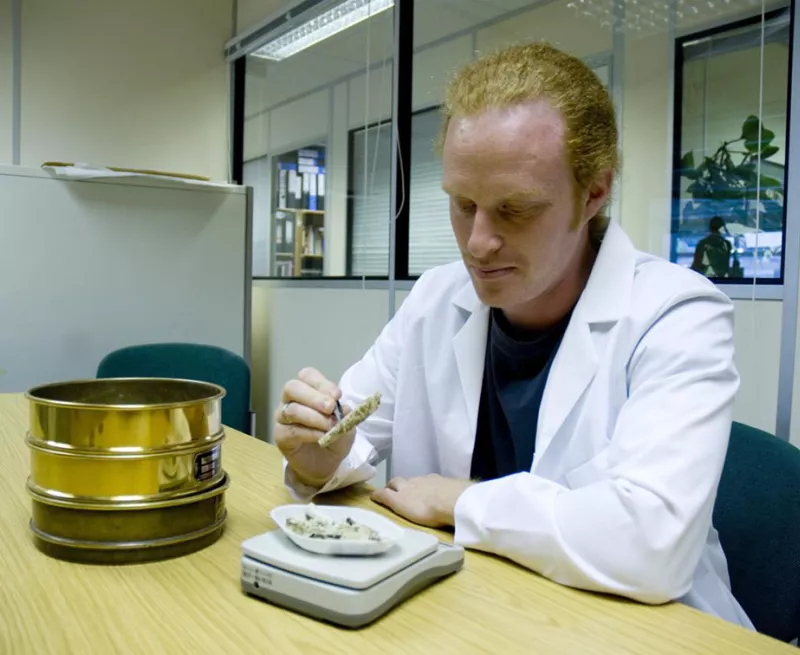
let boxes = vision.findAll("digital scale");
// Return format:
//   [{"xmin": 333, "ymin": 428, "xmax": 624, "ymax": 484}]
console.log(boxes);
[{"xmin": 241, "ymin": 528, "xmax": 465, "ymax": 628}]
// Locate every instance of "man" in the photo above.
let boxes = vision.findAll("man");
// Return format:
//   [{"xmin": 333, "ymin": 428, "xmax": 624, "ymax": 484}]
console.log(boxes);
[
  {"xmin": 274, "ymin": 43, "xmax": 752, "ymax": 629},
  {"xmin": 691, "ymin": 216, "xmax": 733, "ymax": 278}
]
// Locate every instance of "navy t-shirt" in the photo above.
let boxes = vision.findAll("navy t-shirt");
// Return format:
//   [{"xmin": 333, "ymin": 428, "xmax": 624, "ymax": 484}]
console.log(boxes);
[{"xmin": 470, "ymin": 307, "xmax": 572, "ymax": 481}]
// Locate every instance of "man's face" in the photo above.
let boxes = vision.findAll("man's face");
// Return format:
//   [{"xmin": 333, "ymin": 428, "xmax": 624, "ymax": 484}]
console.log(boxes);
[{"xmin": 442, "ymin": 101, "xmax": 608, "ymax": 314}]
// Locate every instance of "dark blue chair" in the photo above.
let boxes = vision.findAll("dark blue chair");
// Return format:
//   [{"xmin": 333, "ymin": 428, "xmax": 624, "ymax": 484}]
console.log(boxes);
[
  {"xmin": 97, "ymin": 342, "xmax": 252, "ymax": 435},
  {"xmin": 713, "ymin": 421, "xmax": 800, "ymax": 642}
]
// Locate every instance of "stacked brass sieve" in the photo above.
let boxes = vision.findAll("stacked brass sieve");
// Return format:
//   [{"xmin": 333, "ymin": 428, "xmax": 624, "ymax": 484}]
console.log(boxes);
[{"xmin": 25, "ymin": 378, "xmax": 230, "ymax": 563}]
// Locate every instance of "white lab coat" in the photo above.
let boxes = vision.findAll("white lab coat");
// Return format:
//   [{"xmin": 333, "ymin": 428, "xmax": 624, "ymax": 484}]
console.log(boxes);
[{"xmin": 285, "ymin": 222, "xmax": 754, "ymax": 629}]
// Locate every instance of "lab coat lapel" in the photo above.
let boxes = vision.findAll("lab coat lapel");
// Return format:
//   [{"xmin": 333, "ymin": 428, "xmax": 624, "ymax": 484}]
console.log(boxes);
[
  {"xmin": 535, "ymin": 310, "xmax": 598, "ymax": 461},
  {"xmin": 534, "ymin": 222, "xmax": 636, "ymax": 465},
  {"xmin": 451, "ymin": 282, "xmax": 490, "ymax": 464}
]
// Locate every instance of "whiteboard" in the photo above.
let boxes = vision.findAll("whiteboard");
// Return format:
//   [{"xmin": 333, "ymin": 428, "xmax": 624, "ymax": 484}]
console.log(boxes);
[{"xmin": 0, "ymin": 166, "xmax": 252, "ymax": 392}]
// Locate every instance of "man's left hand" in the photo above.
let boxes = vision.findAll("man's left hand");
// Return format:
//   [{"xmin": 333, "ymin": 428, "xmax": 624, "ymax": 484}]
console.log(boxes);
[{"xmin": 370, "ymin": 474, "xmax": 473, "ymax": 528}]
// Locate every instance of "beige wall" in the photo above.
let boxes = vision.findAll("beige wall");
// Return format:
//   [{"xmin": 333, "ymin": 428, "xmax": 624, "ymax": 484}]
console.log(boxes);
[
  {"xmin": 732, "ymin": 299, "xmax": 783, "ymax": 435},
  {"xmin": 15, "ymin": 0, "xmax": 232, "ymax": 180},
  {"xmin": 236, "ymin": 0, "xmax": 288, "ymax": 34},
  {"xmin": 619, "ymin": 32, "xmax": 674, "ymax": 257}
]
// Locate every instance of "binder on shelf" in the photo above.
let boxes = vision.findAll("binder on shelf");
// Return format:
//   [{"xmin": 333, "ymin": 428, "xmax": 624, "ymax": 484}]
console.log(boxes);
[
  {"xmin": 278, "ymin": 166, "xmax": 288, "ymax": 208},
  {"xmin": 302, "ymin": 173, "xmax": 310, "ymax": 209},
  {"xmin": 288, "ymin": 168, "xmax": 302, "ymax": 209},
  {"xmin": 308, "ymin": 174, "xmax": 318, "ymax": 211},
  {"xmin": 318, "ymin": 169, "xmax": 325, "ymax": 211}
]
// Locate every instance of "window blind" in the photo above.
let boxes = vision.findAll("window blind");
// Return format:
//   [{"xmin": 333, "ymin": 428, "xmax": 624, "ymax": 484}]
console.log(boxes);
[
  {"xmin": 350, "ymin": 108, "xmax": 457, "ymax": 276},
  {"xmin": 350, "ymin": 122, "xmax": 392, "ymax": 276}
]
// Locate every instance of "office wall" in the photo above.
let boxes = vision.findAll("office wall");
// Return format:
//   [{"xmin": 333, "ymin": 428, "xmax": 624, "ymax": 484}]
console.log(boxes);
[
  {"xmin": 236, "ymin": 0, "xmax": 288, "ymax": 34},
  {"xmin": 16, "ymin": 0, "xmax": 232, "ymax": 180},
  {"xmin": 733, "ymin": 299, "xmax": 783, "ymax": 435},
  {"xmin": 0, "ymin": 0, "xmax": 12, "ymax": 164},
  {"xmin": 619, "ymin": 31, "xmax": 673, "ymax": 257}
]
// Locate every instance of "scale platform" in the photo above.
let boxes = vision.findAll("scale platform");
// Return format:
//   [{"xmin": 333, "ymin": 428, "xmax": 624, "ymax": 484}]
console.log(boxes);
[{"xmin": 241, "ymin": 528, "xmax": 464, "ymax": 628}]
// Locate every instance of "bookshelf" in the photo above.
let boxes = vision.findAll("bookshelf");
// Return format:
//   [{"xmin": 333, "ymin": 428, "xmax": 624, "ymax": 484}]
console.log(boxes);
[{"xmin": 271, "ymin": 146, "xmax": 326, "ymax": 277}]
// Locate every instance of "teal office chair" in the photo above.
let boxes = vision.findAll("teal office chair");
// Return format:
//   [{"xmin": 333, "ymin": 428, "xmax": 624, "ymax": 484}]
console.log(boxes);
[
  {"xmin": 713, "ymin": 421, "xmax": 800, "ymax": 642},
  {"xmin": 97, "ymin": 343, "xmax": 252, "ymax": 435}
]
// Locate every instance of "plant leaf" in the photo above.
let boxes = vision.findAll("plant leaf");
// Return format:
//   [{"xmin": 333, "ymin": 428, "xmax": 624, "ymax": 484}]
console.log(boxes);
[
  {"xmin": 760, "ymin": 174, "xmax": 783, "ymax": 189},
  {"xmin": 741, "ymin": 115, "xmax": 759, "ymax": 139},
  {"xmin": 761, "ymin": 145, "xmax": 780, "ymax": 159},
  {"xmin": 680, "ymin": 151, "xmax": 695, "ymax": 169},
  {"xmin": 742, "ymin": 115, "xmax": 776, "ymax": 152}
]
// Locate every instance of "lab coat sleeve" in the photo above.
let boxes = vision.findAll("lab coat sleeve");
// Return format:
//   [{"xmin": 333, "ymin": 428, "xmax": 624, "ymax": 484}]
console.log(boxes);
[
  {"xmin": 453, "ymin": 290, "xmax": 738, "ymax": 605},
  {"xmin": 283, "ymin": 272, "xmax": 425, "ymax": 501}
]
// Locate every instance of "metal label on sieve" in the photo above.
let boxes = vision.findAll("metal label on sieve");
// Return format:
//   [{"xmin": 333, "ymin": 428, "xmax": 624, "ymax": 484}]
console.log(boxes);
[{"xmin": 194, "ymin": 446, "xmax": 221, "ymax": 482}]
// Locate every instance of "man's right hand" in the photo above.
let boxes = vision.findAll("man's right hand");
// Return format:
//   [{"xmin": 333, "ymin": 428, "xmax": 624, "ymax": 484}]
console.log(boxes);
[{"xmin": 274, "ymin": 367, "xmax": 356, "ymax": 489}]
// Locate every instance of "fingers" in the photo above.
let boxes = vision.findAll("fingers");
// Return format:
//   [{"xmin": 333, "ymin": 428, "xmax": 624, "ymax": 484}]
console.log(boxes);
[
  {"xmin": 385, "ymin": 477, "xmax": 407, "ymax": 492},
  {"xmin": 282, "ymin": 378, "xmax": 336, "ymax": 415},
  {"xmin": 298, "ymin": 367, "xmax": 341, "ymax": 400},
  {"xmin": 371, "ymin": 477, "xmax": 406, "ymax": 506},
  {"xmin": 275, "ymin": 368, "xmax": 350, "ymax": 453},
  {"xmin": 274, "ymin": 422, "xmax": 327, "ymax": 450},
  {"xmin": 276, "ymin": 400, "xmax": 335, "ymax": 432},
  {"xmin": 370, "ymin": 486, "xmax": 397, "ymax": 508}
]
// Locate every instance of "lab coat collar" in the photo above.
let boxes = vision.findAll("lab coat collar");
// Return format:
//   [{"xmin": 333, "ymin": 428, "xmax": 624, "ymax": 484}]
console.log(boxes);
[
  {"xmin": 576, "ymin": 221, "xmax": 637, "ymax": 324},
  {"xmin": 449, "ymin": 220, "xmax": 638, "ymax": 466}
]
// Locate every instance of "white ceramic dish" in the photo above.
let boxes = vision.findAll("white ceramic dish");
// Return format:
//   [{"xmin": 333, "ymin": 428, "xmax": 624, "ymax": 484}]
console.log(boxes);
[{"xmin": 270, "ymin": 504, "xmax": 404, "ymax": 556}]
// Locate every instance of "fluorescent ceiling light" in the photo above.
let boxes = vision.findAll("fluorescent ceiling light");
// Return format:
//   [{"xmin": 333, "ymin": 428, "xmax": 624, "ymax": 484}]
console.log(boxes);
[{"xmin": 253, "ymin": 0, "xmax": 394, "ymax": 61}]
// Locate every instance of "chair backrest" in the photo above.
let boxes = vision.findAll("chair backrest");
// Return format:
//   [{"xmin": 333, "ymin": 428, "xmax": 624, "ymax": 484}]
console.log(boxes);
[
  {"xmin": 97, "ymin": 343, "xmax": 251, "ymax": 434},
  {"xmin": 713, "ymin": 421, "xmax": 800, "ymax": 642}
]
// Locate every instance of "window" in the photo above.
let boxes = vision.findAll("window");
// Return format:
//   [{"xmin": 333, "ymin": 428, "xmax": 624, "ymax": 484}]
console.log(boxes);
[
  {"xmin": 348, "ymin": 107, "xmax": 459, "ymax": 276},
  {"xmin": 671, "ymin": 8, "xmax": 791, "ymax": 283},
  {"xmin": 237, "ymin": 3, "xmax": 396, "ymax": 278}
]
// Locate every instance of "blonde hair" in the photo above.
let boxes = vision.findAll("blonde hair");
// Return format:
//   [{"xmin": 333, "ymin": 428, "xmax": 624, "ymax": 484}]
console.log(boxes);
[{"xmin": 439, "ymin": 42, "xmax": 619, "ymax": 244}]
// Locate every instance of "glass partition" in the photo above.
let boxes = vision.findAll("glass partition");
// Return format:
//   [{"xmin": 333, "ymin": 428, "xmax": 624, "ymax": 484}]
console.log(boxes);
[{"xmin": 242, "ymin": 3, "xmax": 395, "ymax": 277}]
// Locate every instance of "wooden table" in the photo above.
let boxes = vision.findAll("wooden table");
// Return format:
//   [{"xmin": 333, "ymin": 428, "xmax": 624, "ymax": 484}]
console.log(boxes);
[{"xmin": 0, "ymin": 393, "xmax": 792, "ymax": 654}]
